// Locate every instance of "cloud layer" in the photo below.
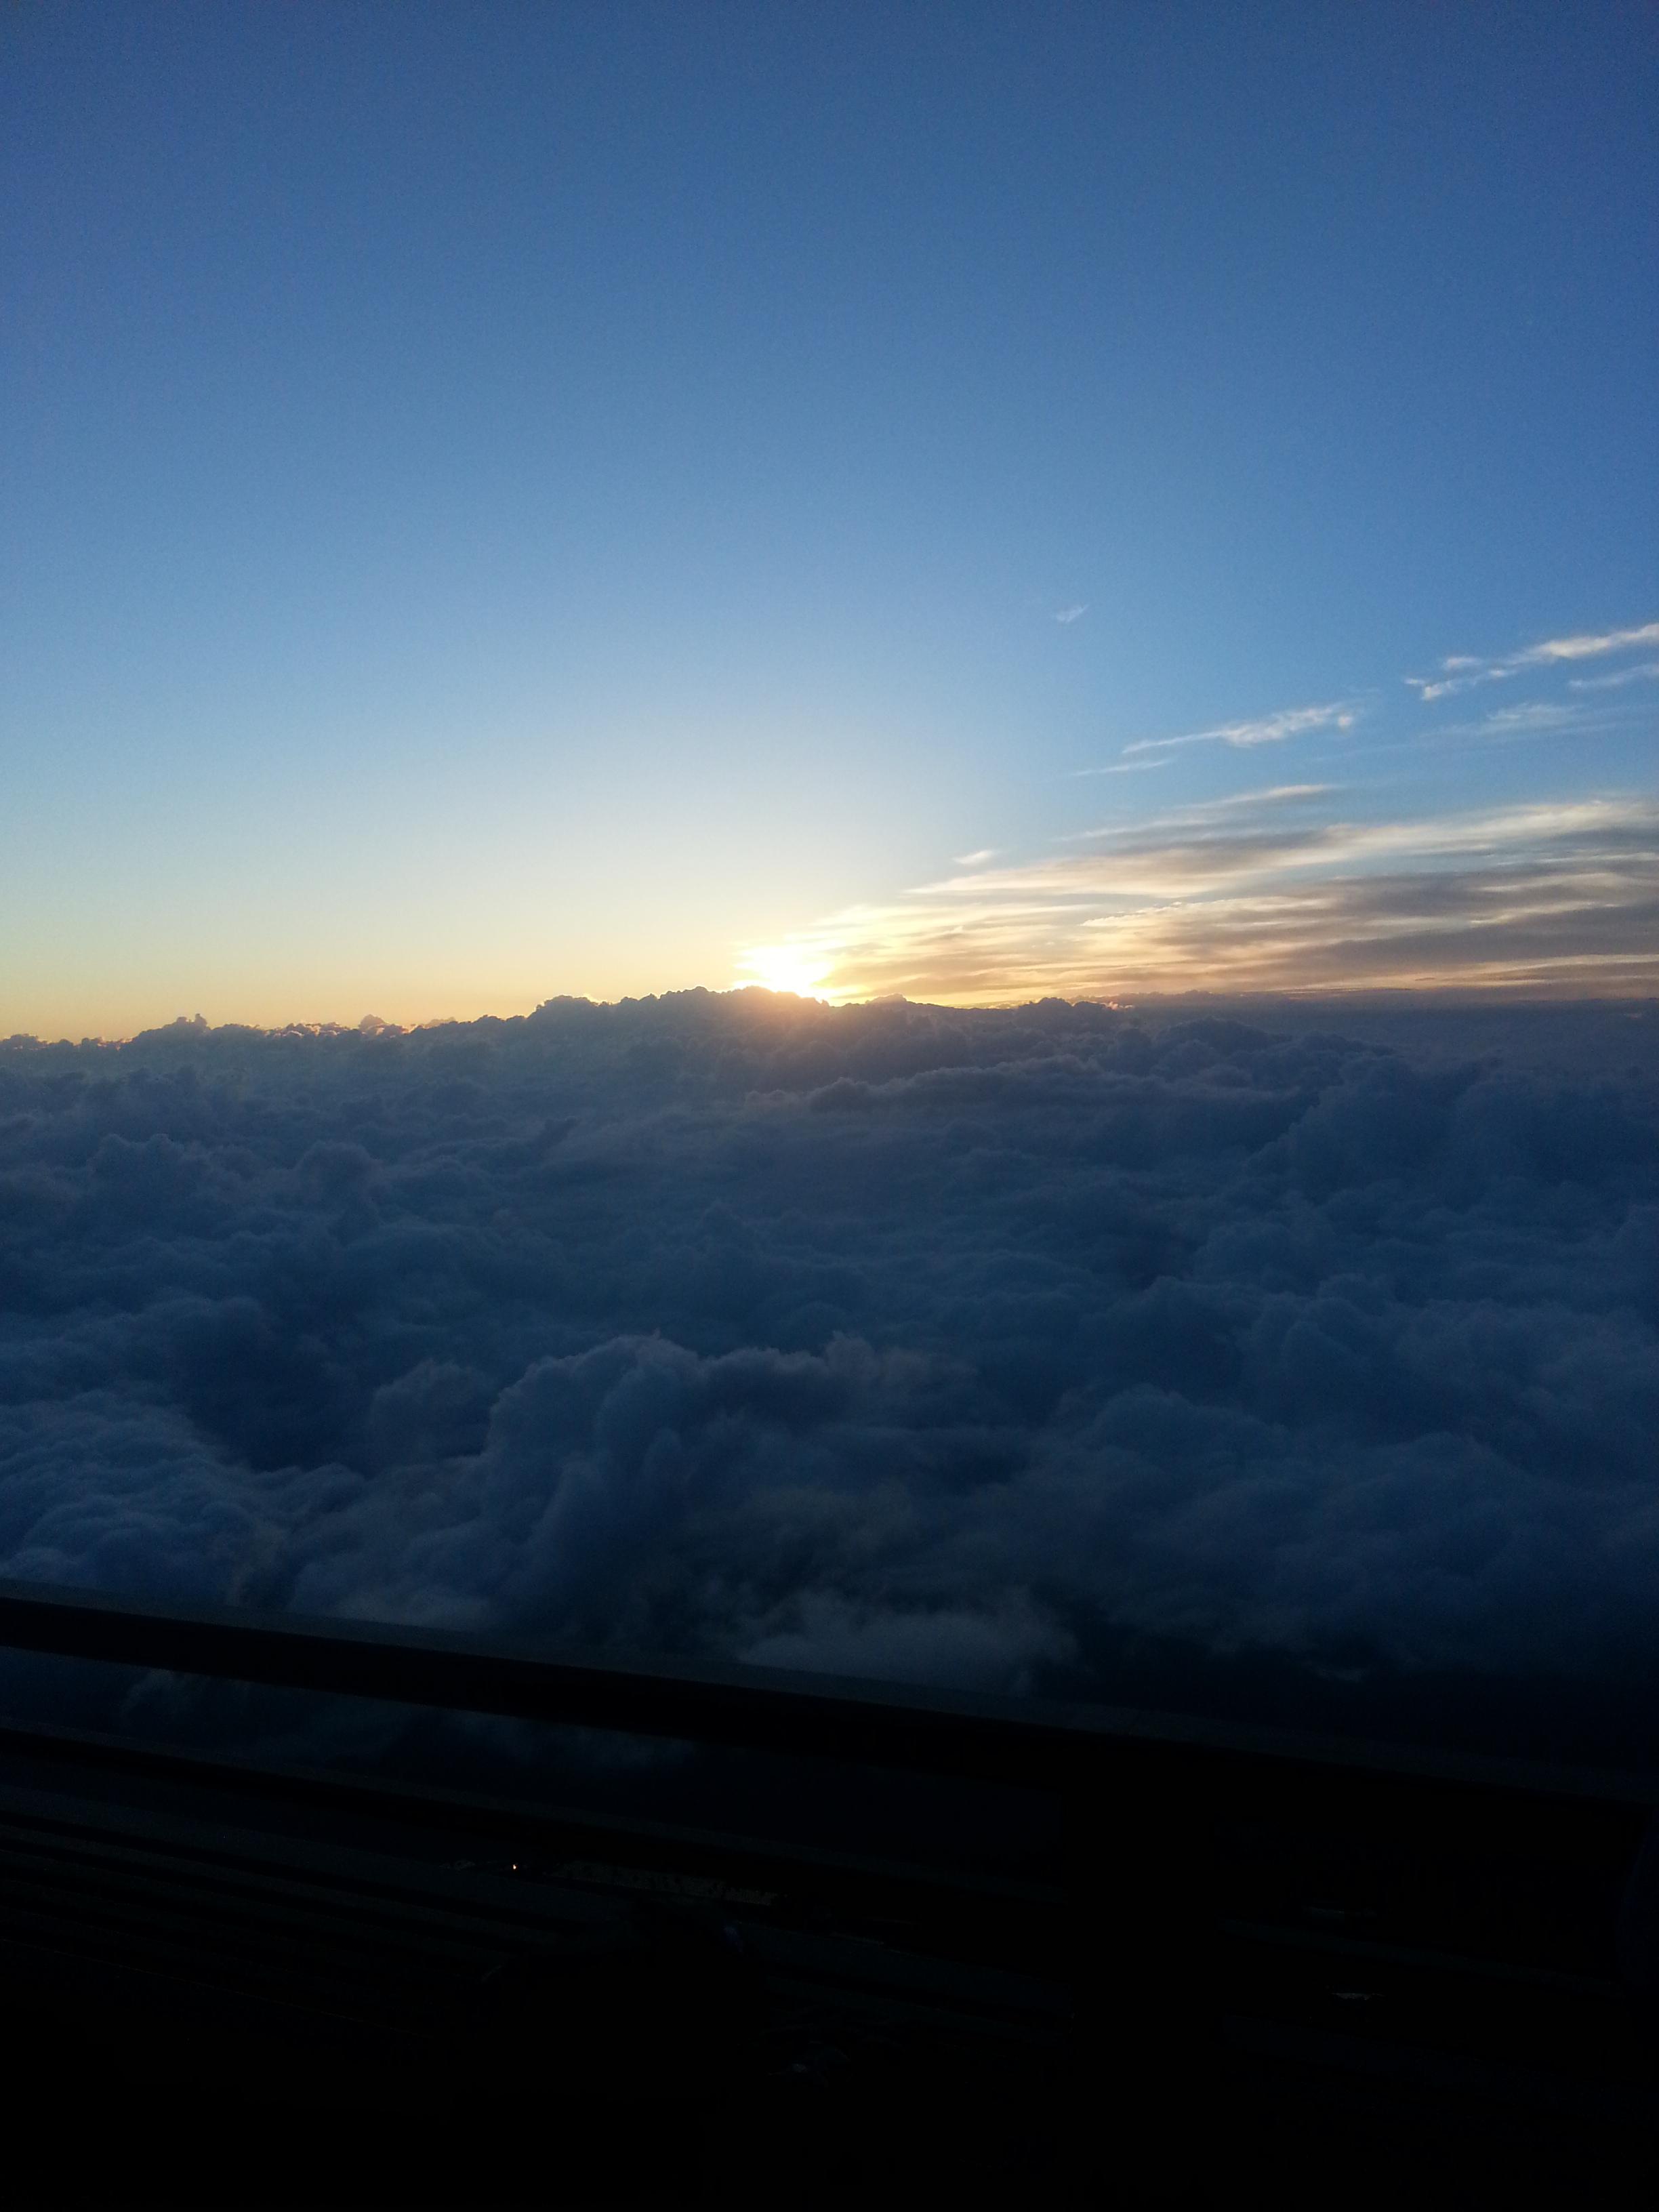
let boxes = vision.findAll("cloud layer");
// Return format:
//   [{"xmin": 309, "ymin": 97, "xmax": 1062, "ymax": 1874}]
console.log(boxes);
[{"xmin": 3, "ymin": 994, "xmax": 1657, "ymax": 1742}]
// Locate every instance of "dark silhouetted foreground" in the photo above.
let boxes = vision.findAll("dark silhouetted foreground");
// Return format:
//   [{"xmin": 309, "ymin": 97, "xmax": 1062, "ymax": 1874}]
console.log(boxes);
[{"xmin": 0, "ymin": 1581, "xmax": 1655, "ymax": 2205}]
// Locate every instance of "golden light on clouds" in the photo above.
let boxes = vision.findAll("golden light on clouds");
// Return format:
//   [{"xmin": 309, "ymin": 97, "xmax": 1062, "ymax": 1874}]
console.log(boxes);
[{"xmin": 736, "ymin": 794, "xmax": 1659, "ymax": 1006}]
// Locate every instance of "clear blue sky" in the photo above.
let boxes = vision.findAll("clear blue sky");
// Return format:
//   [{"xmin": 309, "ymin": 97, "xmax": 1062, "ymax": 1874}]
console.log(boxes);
[{"xmin": 4, "ymin": 2, "xmax": 1655, "ymax": 1032}]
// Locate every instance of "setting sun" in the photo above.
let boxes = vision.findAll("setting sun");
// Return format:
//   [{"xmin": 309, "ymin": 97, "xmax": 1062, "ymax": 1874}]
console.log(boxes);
[{"xmin": 737, "ymin": 944, "xmax": 835, "ymax": 998}]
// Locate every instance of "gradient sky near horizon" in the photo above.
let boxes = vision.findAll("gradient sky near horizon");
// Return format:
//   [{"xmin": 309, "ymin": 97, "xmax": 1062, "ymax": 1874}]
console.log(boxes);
[{"xmin": 4, "ymin": 2, "xmax": 1656, "ymax": 1039}]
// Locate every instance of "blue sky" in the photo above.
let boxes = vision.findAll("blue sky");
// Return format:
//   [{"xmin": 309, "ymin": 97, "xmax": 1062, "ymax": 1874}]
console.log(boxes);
[{"xmin": 3, "ymin": 2, "xmax": 1655, "ymax": 1033}]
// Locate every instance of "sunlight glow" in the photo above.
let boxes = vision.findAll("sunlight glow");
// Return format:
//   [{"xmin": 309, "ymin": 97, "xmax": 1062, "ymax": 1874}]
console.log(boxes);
[{"xmin": 735, "ymin": 944, "xmax": 836, "ymax": 998}]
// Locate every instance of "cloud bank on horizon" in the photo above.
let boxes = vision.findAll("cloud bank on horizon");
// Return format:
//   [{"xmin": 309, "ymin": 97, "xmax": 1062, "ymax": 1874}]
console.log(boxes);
[
  {"xmin": 737, "ymin": 618, "xmax": 1659, "ymax": 1009},
  {"xmin": 2, "ymin": 994, "xmax": 1656, "ymax": 1726},
  {"xmin": 740, "ymin": 789, "xmax": 1659, "ymax": 1007}
]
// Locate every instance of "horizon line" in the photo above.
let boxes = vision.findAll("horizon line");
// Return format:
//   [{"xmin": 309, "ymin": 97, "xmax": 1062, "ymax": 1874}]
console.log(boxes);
[{"xmin": 7, "ymin": 981, "xmax": 1659, "ymax": 1051}]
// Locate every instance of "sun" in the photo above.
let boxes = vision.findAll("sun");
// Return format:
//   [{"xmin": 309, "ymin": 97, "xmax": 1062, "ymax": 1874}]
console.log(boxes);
[{"xmin": 740, "ymin": 944, "xmax": 835, "ymax": 998}]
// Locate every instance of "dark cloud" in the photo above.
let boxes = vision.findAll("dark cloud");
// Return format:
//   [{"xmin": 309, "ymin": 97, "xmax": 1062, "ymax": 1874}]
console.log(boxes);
[{"xmin": 2, "ymin": 994, "xmax": 1657, "ymax": 1746}]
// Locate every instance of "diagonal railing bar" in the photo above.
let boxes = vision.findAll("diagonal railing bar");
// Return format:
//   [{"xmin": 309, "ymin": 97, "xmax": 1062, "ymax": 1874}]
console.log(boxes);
[{"xmin": 0, "ymin": 1577, "xmax": 1654, "ymax": 1823}]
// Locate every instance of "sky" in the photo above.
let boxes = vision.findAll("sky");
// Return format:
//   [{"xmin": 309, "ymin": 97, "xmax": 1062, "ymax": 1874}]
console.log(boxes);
[{"xmin": 3, "ymin": 2, "xmax": 1656, "ymax": 1036}]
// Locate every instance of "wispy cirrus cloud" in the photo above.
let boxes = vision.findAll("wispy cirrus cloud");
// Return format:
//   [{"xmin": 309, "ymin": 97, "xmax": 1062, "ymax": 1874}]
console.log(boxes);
[
  {"xmin": 1052, "ymin": 603, "xmax": 1087, "ymax": 624},
  {"xmin": 750, "ymin": 613, "xmax": 1655, "ymax": 1004},
  {"xmin": 1570, "ymin": 659, "xmax": 1659, "ymax": 693},
  {"xmin": 740, "ymin": 787, "xmax": 1659, "ymax": 1004},
  {"xmin": 1407, "ymin": 620, "xmax": 1659, "ymax": 702},
  {"xmin": 1465, "ymin": 701, "xmax": 1594, "ymax": 738},
  {"xmin": 1422, "ymin": 685, "xmax": 1656, "ymax": 748},
  {"xmin": 1111, "ymin": 699, "xmax": 1358, "ymax": 762}
]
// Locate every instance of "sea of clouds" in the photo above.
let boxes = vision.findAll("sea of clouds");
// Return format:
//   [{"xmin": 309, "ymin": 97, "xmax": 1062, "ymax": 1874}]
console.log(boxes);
[{"xmin": 2, "ymin": 991, "xmax": 1656, "ymax": 1746}]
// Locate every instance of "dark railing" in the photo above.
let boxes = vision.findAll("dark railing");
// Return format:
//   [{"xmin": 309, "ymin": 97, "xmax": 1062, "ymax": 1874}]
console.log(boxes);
[
  {"xmin": 1, "ymin": 1574, "xmax": 1656, "ymax": 2192},
  {"xmin": 0, "ymin": 1574, "xmax": 1654, "ymax": 1838}
]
